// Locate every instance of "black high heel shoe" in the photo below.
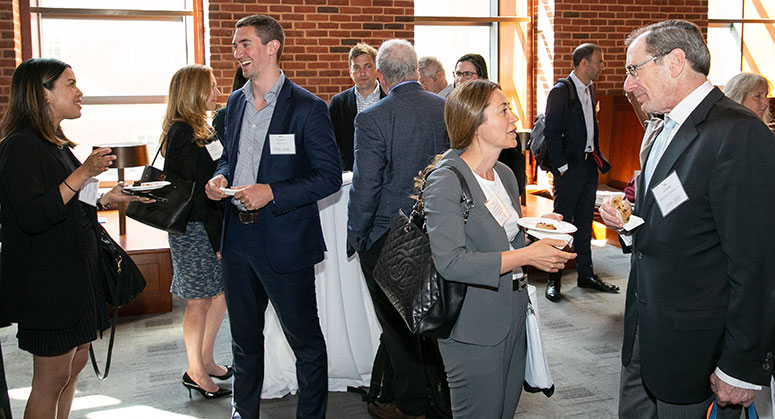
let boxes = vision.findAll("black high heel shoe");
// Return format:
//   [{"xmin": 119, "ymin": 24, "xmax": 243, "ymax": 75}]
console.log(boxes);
[
  {"xmin": 209, "ymin": 365, "xmax": 233, "ymax": 380},
  {"xmin": 182, "ymin": 372, "xmax": 232, "ymax": 399}
]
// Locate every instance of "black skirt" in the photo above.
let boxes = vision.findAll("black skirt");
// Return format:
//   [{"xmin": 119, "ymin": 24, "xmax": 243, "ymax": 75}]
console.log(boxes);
[{"xmin": 17, "ymin": 217, "xmax": 109, "ymax": 357}]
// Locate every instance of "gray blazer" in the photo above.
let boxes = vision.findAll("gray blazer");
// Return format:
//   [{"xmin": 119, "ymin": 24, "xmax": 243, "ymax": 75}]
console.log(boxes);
[
  {"xmin": 424, "ymin": 150, "xmax": 526, "ymax": 346},
  {"xmin": 347, "ymin": 82, "xmax": 448, "ymax": 254}
]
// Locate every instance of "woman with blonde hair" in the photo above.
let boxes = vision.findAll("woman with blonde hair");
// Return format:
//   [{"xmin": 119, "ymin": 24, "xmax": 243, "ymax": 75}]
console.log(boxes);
[
  {"xmin": 0, "ymin": 58, "xmax": 150, "ymax": 418},
  {"xmin": 724, "ymin": 72, "xmax": 773, "ymax": 129},
  {"xmin": 161, "ymin": 64, "xmax": 231, "ymax": 399},
  {"xmin": 423, "ymin": 79, "xmax": 575, "ymax": 418}
]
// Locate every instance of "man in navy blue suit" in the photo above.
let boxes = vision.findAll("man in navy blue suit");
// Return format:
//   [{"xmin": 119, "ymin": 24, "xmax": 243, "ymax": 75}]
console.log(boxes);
[
  {"xmin": 543, "ymin": 43, "xmax": 616, "ymax": 302},
  {"xmin": 205, "ymin": 14, "xmax": 342, "ymax": 419}
]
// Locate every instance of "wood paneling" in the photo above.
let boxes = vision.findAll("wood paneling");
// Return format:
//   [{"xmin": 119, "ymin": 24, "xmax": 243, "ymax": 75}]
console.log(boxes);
[{"xmin": 597, "ymin": 94, "xmax": 646, "ymax": 190}]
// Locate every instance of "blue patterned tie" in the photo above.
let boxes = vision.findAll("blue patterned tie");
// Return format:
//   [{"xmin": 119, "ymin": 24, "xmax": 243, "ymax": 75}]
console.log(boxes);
[{"xmin": 642, "ymin": 117, "xmax": 677, "ymax": 188}]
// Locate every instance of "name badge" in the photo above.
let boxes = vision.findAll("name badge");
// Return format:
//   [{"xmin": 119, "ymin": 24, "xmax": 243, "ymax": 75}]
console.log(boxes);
[
  {"xmin": 651, "ymin": 170, "xmax": 689, "ymax": 217},
  {"xmin": 79, "ymin": 177, "xmax": 99, "ymax": 206},
  {"xmin": 484, "ymin": 194, "xmax": 511, "ymax": 227},
  {"xmin": 205, "ymin": 140, "xmax": 223, "ymax": 160},
  {"xmin": 269, "ymin": 134, "xmax": 296, "ymax": 155}
]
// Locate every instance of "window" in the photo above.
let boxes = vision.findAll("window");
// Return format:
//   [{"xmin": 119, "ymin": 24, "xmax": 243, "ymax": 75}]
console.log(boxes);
[
  {"xmin": 708, "ymin": 0, "xmax": 775, "ymax": 88},
  {"xmin": 28, "ymin": 0, "xmax": 204, "ymax": 179},
  {"xmin": 414, "ymin": 0, "xmax": 531, "ymax": 128}
]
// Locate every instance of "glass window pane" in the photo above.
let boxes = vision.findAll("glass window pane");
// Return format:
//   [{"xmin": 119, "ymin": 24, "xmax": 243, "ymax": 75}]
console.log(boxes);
[
  {"xmin": 38, "ymin": 18, "xmax": 189, "ymax": 96},
  {"xmin": 708, "ymin": 24, "xmax": 742, "ymax": 85},
  {"xmin": 414, "ymin": 25, "xmax": 492, "ymax": 85},
  {"xmin": 414, "ymin": 0, "xmax": 490, "ymax": 17},
  {"xmin": 708, "ymin": 0, "xmax": 742, "ymax": 19},
  {"xmin": 63, "ymin": 104, "xmax": 167, "ymax": 181},
  {"xmin": 742, "ymin": 23, "xmax": 775, "ymax": 88},
  {"xmin": 744, "ymin": 0, "xmax": 775, "ymax": 19},
  {"xmin": 37, "ymin": 0, "xmax": 190, "ymax": 11}
]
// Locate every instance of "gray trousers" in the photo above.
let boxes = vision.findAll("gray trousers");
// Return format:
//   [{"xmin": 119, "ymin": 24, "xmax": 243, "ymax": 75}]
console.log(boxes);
[
  {"xmin": 438, "ymin": 288, "xmax": 529, "ymax": 419},
  {"xmin": 619, "ymin": 328, "xmax": 742, "ymax": 418}
]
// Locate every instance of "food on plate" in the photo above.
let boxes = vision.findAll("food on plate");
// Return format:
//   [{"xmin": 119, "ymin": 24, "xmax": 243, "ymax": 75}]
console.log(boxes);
[
  {"xmin": 132, "ymin": 181, "xmax": 142, "ymax": 186},
  {"xmin": 611, "ymin": 196, "xmax": 631, "ymax": 223},
  {"xmin": 536, "ymin": 221, "xmax": 556, "ymax": 230}
]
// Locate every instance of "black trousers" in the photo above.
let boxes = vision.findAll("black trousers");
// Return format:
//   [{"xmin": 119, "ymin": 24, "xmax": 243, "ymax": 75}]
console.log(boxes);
[
  {"xmin": 358, "ymin": 234, "xmax": 427, "ymax": 416},
  {"xmin": 551, "ymin": 156, "xmax": 598, "ymax": 281}
]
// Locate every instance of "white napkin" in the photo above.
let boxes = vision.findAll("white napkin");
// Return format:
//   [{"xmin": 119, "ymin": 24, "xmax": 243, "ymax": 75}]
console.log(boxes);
[{"xmin": 526, "ymin": 229, "xmax": 574, "ymax": 249}]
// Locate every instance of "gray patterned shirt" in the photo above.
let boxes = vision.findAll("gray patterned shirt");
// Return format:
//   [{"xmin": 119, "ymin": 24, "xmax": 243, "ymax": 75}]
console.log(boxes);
[
  {"xmin": 355, "ymin": 83, "xmax": 382, "ymax": 113},
  {"xmin": 232, "ymin": 72, "xmax": 285, "ymax": 209}
]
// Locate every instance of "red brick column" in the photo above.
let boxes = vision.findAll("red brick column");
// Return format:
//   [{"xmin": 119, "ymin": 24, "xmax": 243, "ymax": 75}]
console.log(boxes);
[{"xmin": 0, "ymin": 0, "xmax": 23, "ymax": 116}]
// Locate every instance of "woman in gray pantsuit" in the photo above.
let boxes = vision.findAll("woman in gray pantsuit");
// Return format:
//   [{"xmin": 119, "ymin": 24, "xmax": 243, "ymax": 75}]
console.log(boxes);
[{"xmin": 424, "ymin": 80, "xmax": 575, "ymax": 418}]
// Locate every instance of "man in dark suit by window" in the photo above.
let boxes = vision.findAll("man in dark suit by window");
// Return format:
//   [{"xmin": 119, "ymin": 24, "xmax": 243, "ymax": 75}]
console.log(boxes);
[
  {"xmin": 328, "ymin": 43, "xmax": 385, "ymax": 171},
  {"xmin": 543, "ymin": 42, "xmax": 616, "ymax": 302}
]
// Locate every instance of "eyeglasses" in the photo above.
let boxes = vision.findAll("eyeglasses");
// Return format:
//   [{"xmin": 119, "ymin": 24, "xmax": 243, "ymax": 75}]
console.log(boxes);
[
  {"xmin": 625, "ymin": 52, "xmax": 668, "ymax": 78},
  {"xmin": 453, "ymin": 71, "xmax": 476, "ymax": 80}
]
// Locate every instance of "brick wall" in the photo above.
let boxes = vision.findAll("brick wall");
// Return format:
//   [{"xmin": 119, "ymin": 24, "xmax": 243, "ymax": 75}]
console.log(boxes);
[
  {"xmin": 535, "ymin": 0, "xmax": 708, "ymax": 98},
  {"xmin": 207, "ymin": 0, "xmax": 415, "ymax": 105},
  {"xmin": 0, "ymin": 0, "xmax": 22, "ymax": 117}
]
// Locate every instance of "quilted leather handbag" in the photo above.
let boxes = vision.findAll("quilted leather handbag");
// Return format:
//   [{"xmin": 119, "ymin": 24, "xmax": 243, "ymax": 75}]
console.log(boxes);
[{"xmin": 373, "ymin": 165, "xmax": 473, "ymax": 339}]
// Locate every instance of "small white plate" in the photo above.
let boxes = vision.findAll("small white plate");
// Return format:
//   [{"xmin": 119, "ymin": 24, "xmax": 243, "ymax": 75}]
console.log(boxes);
[
  {"xmin": 124, "ymin": 181, "xmax": 170, "ymax": 192},
  {"xmin": 517, "ymin": 217, "xmax": 577, "ymax": 234},
  {"xmin": 219, "ymin": 187, "xmax": 245, "ymax": 196}
]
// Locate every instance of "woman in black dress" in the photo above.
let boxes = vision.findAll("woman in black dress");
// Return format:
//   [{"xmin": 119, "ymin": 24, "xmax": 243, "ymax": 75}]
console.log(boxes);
[
  {"xmin": 0, "ymin": 58, "xmax": 149, "ymax": 418},
  {"xmin": 161, "ymin": 64, "xmax": 231, "ymax": 399}
]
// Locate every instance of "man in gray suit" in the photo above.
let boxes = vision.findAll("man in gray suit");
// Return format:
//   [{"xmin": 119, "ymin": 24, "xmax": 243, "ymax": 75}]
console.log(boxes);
[{"xmin": 347, "ymin": 39, "xmax": 448, "ymax": 419}]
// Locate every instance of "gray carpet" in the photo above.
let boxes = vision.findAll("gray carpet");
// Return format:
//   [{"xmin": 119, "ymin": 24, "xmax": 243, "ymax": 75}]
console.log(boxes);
[{"xmin": 1, "ymin": 242, "xmax": 630, "ymax": 418}]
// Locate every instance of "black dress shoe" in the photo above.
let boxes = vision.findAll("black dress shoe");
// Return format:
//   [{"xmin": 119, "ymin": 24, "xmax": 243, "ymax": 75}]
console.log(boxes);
[
  {"xmin": 545, "ymin": 278, "xmax": 561, "ymax": 302},
  {"xmin": 577, "ymin": 274, "xmax": 619, "ymax": 293},
  {"xmin": 182, "ymin": 372, "xmax": 232, "ymax": 399},
  {"xmin": 209, "ymin": 365, "xmax": 233, "ymax": 380}
]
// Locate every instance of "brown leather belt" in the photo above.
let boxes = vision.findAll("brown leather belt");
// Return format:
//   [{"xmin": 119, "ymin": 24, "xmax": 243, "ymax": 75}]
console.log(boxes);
[
  {"xmin": 231, "ymin": 205, "xmax": 259, "ymax": 224},
  {"xmin": 513, "ymin": 275, "xmax": 528, "ymax": 291}
]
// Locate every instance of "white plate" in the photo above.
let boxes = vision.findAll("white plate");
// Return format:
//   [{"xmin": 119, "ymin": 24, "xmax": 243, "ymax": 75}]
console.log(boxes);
[
  {"xmin": 517, "ymin": 217, "xmax": 577, "ymax": 234},
  {"xmin": 124, "ymin": 181, "xmax": 170, "ymax": 192},
  {"xmin": 219, "ymin": 187, "xmax": 245, "ymax": 196}
]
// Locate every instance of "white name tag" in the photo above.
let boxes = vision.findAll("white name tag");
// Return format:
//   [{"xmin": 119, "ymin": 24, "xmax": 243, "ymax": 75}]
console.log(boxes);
[
  {"xmin": 79, "ymin": 177, "xmax": 99, "ymax": 206},
  {"xmin": 651, "ymin": 170, "xmax": 689, "ymax": 217},
  {"xmin": 269, "ymin": 134, "xmax": 296, "ymax": 155},
  {"xmin": 484, "ymin": 194, "xmax": 511, "ymax": 227},
  {"xmin": 205, "ymin": 140, "xmax": 223, "ymax": 160}
]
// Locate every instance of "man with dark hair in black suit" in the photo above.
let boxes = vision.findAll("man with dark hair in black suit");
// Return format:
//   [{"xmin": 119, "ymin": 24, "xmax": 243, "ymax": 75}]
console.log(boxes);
[{"xmin": 543, "ymin": 42, "xmax": 617, "ymax": 302}]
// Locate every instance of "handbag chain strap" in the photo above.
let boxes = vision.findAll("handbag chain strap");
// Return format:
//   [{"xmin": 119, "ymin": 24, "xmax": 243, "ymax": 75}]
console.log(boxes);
[{"xmin": 409, "ymin": 165, "xmax": 475, "ymax": 231}]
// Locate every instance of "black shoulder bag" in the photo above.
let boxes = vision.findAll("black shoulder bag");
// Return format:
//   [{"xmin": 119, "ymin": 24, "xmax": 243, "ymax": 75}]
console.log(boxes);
[
  {"xmin": 89, "ymin": 223, "xmax": 147, "ymax": 380},
  {"xmin": 373, "ymin": 166, "xmax": 473, "ymax": 339},
  {"xmin": 126, "ymin": 146, "xmax": 195, "ymax": 234}
]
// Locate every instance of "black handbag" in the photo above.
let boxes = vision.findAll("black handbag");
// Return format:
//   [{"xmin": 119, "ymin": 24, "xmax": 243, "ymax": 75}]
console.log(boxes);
[
  {"xmin": 373, "ymin": 166, "xmax": 473, "ymax": 339},
  {"xmin": 89, "ymin": 223, "xmax": 147, "ymax": 380},
  {"xmin": 125, "ymin": 147, "xmax": 195, "ymax": 234}
]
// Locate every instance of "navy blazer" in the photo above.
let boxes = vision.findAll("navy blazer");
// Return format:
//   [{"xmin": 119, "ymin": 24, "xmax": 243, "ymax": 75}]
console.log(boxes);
[
  {"xmin": 214, "ymin": 78, "xmax": 342, "ymax": 273},
  {"xmin": 625, "ymin": 87, "xmax": 775, "ymax": 403},
  {"xmin": 328, "ymin": 85, "xmax": 386, "ymax": 171},
  {"xmin": 0, "ymin": 126, "xmax": 93, "ymax": 329},
  {"xmin": 347, "ymin": 82, "xmax": 448, "ymax": 253},
  {"xmin": 544, "ymin": 76, "xmax": 610, "ymax": 175}
]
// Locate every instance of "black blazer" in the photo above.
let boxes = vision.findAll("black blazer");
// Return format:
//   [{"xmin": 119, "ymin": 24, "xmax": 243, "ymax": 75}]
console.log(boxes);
[
  {"xmin": 624, "ymin": 87, "xmax": 775, "ymax": 403},
  {"xmin": 0, "ymin": 126, "xmax": 93, "ymax": 329},
  {"xmin": 162, "ymin": 121, "xmax": 224, "ymax": 252},
  {"xmin": 544, "ymin": 76, "xmax": 610, "ymax": 175},
  {"xmin": 327, "ymin": 85, "xmax": 386, "ymax": 171}
]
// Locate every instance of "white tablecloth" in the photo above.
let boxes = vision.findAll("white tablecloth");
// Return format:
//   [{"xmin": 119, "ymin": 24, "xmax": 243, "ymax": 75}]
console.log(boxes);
[{"xmin": 261, "ymin": 172, "xmax": 381, "ymax": 398}]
